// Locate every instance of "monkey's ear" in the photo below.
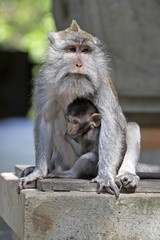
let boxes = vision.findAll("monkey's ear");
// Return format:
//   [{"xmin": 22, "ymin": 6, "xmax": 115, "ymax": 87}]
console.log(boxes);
[
  {"xmin": 48, "ymin": 32, "xmax": 57, "ymax": 45},
  {"xmin": 91, "ymin": 113, "xmax": 101, "ymax": 127},
  {"xmin": 70, "ymin": 20, "xmax": 81, "ymax": 32}
]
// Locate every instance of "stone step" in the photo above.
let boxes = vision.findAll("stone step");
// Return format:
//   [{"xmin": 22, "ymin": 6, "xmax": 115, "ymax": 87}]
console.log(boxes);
[
  {"xmin": 15, "ymin": 165, "xmax": 160, "ymax": 194},
  {"xmin": 38, "ymin": 178, "xmax": 160, "ymax": 194}
]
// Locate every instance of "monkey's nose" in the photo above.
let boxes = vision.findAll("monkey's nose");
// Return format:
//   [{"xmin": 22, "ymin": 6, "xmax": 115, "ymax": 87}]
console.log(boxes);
[
  {"xmin": 76, "ymin": 58, "xmax": 82, "ymax": 68},
  {"xmin": 76, "ymin": 62, "xmax": 82, "ymax": 68}
]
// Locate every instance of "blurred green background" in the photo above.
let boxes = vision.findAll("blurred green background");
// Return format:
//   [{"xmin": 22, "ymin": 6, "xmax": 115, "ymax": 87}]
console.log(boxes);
[
  {"xmin": 0, "ymin": 0, "xmax": 56, "ymax": 120},
  {"xmin": 0, "ymin": 0, "xmax": 56, "ymax": 66}
]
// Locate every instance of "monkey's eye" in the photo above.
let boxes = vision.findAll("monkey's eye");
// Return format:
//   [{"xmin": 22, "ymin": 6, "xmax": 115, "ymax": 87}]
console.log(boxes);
[
  {"xmin": 69, "ymin": 47, "xmax": 77, "ymax": 52},
  {"xmin": 81, "ymin": 48, "xmax": 89, "ymax": 53},
  {"xmin": 73, "ymin": 120, "xmax": 78, "ymax": 125}
]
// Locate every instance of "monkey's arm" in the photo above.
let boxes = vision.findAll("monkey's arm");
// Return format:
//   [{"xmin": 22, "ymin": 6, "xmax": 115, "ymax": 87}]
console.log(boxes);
[
  {"xmin": 136, "ymin": 162, "xmax": 160, "ymax": 178},
  {"xmin": 47, "ymin": 152, "xmax": 98, "ymax": 179},
  {"xmin": 92, "ymin": 88, "xmax": 124, "ymax": 198},
  {"xmin": 91, "ymin": 119, "xmax": 121, "ymax": 198},
  {"xmin": 137, "ymin": 162, "xmax": 160, "ymax": 173},
  {"xmin": 18, "ymin": 111, "xmax": 53, "ymax": 191},
  {"xmin": 65, "ymin": 133, "xmax": 81, "ymax": 156}
]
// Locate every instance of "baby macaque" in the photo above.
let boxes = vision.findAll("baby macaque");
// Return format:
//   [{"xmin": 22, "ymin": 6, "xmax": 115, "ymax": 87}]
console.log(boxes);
[{"xmin": 48, "ymin": 98, "xmax": 101, "ymax": 179}]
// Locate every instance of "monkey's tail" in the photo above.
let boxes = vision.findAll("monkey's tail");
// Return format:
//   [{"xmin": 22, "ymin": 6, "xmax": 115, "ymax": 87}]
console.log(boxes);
[{"xmin": 137, "ymin": 162, "xmax": 160, "ymax": 179}]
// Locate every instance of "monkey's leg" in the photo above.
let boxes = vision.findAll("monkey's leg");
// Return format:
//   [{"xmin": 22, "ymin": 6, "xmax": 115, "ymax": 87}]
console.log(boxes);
[
  {"xmin": 47, "ymin": 152, "xmax": 98, "ymax": 179},
  {"xmin": 136, "ymin": 162, "xmax": 160, "ymax": 178},
  {"xmin": 116, "ymin": 122, "xmax": 140, "ymax": 190},
  {"xmin": 19, "ymin": 166, "xmax": 35, "ymax": 178}
]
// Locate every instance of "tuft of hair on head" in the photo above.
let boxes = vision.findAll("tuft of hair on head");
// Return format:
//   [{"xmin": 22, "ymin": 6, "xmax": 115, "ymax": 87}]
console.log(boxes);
[
  {"xmin": 66, "ymin": 20, "xmax": 94, "ymax": 42},
  {"xmin": 69, "ymin": 20, "xmax": 81, "ymax": 33},
  {"xmin": 48, "ymin": 19, "xmax": 96, "ymax": 45}
]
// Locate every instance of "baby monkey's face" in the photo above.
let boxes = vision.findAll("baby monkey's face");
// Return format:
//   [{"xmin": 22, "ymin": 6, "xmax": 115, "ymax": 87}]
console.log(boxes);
[{"xmin": 66, "ymin": 113, "xmax": 101, "ymax": 139}]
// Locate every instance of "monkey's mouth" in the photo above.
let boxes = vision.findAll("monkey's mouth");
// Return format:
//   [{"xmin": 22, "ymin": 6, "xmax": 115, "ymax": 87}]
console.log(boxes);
[{"xmin": 65, "ymin": 72, "xmax": 91, "ymax": 82}]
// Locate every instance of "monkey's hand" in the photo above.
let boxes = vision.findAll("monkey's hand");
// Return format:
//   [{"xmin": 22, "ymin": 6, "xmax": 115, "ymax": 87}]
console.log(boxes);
[
  {"xmin": 91, "ymin": 175, "xmax": 120, "ymax": 199},
  {"xmin": 115, "ymin": 173, "xmax": 140, "ymax": 192},
  {"xmin": 16, "ymin": 170, "xmax": 44, "ymax": 194}
]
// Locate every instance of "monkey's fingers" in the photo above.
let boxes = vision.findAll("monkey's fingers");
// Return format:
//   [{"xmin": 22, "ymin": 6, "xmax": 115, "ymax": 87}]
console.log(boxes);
[
  {"xmin": 16, "ymin": 178, "xmax": 26, "ymax": 194},
  {"xmin": 98, "ymin": 183, "xmax": 119, "ymax": 199},
  {"xmin": 103, "ymin": 181, "xmax": 120, "ymax": 199},
  {"xmin": 91, "ymin": 176, "xmax": 120, "ymax": 198},
  {"xmin": 106, "ymin": 185, "xmax": 120, "ymax": 199}
]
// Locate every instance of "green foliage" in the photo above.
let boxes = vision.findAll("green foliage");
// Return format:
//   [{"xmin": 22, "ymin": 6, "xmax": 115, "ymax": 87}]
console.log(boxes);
[{"xmin": 0, "ymin": 0, "xmax": 56, "ymax": 63}]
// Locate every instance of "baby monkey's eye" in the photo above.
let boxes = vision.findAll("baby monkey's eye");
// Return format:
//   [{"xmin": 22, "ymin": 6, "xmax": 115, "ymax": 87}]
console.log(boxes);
[{"xmin": 73, "ymin": 120, "xmax": 78, "ymax": 125}]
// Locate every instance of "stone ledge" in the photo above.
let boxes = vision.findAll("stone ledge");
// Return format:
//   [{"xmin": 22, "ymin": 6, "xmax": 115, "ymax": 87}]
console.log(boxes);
[
  {"xmin": 1, "ymin": 172, "xmax": 160, "ymax": 239},
  {"xmin": 15, "ymin": 165, "xmax": 160, "ymax": 193}
]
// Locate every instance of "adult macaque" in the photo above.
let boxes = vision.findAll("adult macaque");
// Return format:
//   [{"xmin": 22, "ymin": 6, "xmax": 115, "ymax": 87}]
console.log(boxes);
[
  {"xmin": 18, "ymin": 20, "xmax": 141, "ymax": 198},
  {"xmin": 48, "ymin": 98, "xmax": 101, "ymax": 180}
]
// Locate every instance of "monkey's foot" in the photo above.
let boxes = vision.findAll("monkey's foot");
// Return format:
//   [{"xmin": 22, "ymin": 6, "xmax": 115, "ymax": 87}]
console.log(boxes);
[
  {"xmin": 47, "ymin": 171, "xmax": 57, "ymax": 178},
  {"xmin": 115, "ymin": 173, "xmax": 140, "ymax": 192},
  {"xmin": 16, "ymin": 170, "xmax": 44, "ymax": 194},
  {"xmin": 91, "ymin": 175, "xmax": 120, "ymax": 199}
]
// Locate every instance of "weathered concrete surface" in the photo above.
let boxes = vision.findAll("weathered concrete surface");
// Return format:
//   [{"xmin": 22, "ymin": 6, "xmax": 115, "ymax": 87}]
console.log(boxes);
[
  {"xmin": 1, "ymin": 173, "xmax": 160, "ymax": 240},
  {"xmin": 0, "ymin": 173, "xmax": 24, "ymax": 239}
]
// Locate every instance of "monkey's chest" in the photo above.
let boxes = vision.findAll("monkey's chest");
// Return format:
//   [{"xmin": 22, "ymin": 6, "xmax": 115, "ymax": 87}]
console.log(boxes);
[{"xmin": 58, "ymin": 93, "xmax": 77, "ymax": 112}]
